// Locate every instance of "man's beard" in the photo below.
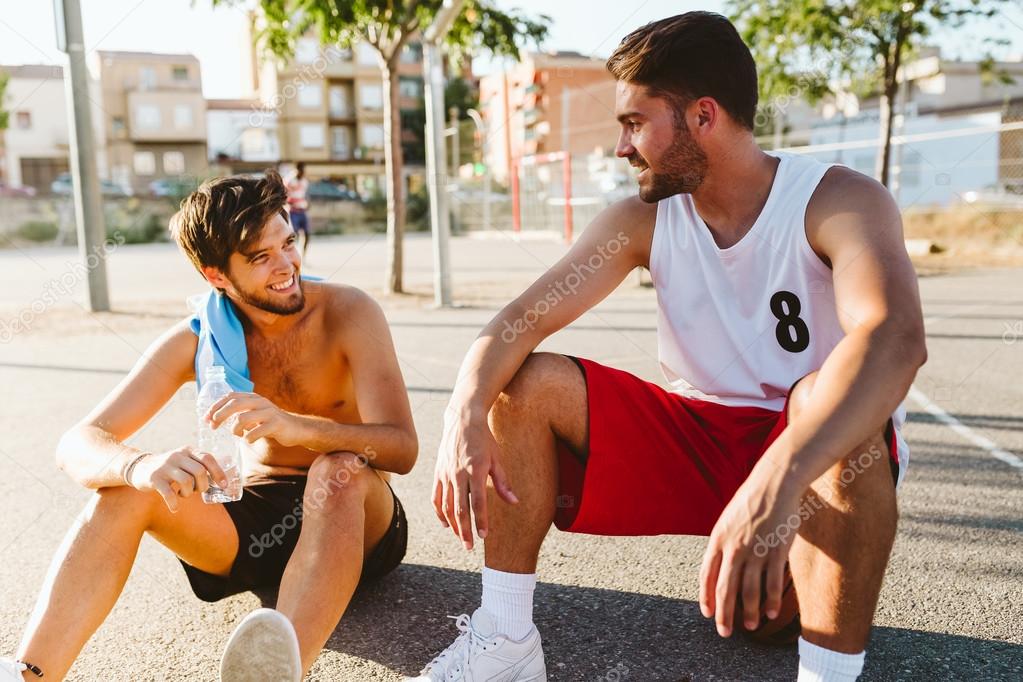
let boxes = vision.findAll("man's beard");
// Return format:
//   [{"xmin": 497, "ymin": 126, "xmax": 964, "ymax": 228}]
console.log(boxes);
[
  {"xmin": 632, "ymin": 121, "xmax": 708, "ymax": 203},
  {"xmin": 228, "ymin": 275, "xmax": 305, "ymax": 315}
]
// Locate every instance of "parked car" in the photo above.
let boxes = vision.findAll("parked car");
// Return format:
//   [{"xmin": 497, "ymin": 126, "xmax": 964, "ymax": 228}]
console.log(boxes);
[
  {"xmin": 51, "ymin": 172, "xmax": 132, "ymax": 197},
  {"xmin": 306, "ymin": 179, "xmax": 360, "ymax": 202},
  {"xmin": 148, "ymin": 177, "xmax": 200, "ymax": 198},
  {"xmin": 0, "ymin": 182, "xmax": 37, "ymax": 197}
]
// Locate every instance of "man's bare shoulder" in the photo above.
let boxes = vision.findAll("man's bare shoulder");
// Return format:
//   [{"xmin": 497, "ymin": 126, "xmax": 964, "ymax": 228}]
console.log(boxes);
[
  {"xmin": 160, "ymin": 317, "xmax": 200, "ymax": 353},
  {"xmin": 809, "ymin": 166, "xmax": 900, "ymax": 229},
  {"xmin": 314, "ymin": 282, "xmax": 386, "ymax": 330},
  {"xmin": 586, "ymin": 194, "xmax": 657, "ymax": 264},
  {"xmin": 121, "ymin": 316, "xmax": 198, "ymax": 385},
  {"xmin": 602, "ymin": 194, "xmax": 658, "ymax": 229},
  {"xmin": 807, "ymin": 166, "xmax": 902, "ymax": 255}
]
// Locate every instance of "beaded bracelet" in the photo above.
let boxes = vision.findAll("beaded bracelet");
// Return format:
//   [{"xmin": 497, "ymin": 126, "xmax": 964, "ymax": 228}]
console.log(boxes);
[{"xmin": 17, "ymin": 660, "xmax": 43, "ymax": 677}]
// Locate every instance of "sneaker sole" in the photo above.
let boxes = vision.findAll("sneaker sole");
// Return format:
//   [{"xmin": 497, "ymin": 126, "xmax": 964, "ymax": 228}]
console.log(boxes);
[{"xmin": 220, "ymin": 608, "xmax": 302, "ymax": 682}]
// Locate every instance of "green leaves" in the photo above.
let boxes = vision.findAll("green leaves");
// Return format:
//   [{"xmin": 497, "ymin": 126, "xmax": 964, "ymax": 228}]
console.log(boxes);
[
  {"xmin": 0, "ymin": 70, "xmax": 9, "ymax": 132},
  {"xmin": 729, "ymin": 0, "xmax": 1013, "ymax": 123},
  {"xmin": 214, "ymin": 0, "xmax": 549, "ymax": 64}
]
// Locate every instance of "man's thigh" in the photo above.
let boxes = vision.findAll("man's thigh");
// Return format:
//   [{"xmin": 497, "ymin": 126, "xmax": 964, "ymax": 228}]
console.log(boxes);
[{"xmin": 145, "ymin": 489, "xmax": 240, "ymax": 578}]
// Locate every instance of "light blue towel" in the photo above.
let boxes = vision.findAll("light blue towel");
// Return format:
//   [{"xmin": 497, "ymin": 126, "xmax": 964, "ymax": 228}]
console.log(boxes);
[{"xmin": 188, "ymin": 275, "xmax": 323, "ymax": 392}]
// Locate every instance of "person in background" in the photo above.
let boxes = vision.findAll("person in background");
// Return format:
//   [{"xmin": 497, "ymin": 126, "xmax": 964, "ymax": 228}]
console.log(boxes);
[{"xmin": 286, "ymin": 162, "xmax": 311, "ymax": 257}]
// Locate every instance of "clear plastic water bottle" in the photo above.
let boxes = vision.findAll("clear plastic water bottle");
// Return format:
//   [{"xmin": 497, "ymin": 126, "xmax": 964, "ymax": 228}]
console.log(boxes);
[{"xmin": 197, "ymin": 365, "xmax": 243, "ymax": 503}]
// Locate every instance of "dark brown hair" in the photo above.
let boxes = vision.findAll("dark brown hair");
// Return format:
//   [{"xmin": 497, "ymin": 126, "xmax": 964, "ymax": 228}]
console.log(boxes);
[
  {"xmin": 170, "ymin": 170, "xmax": 288, "ymax": 275},
  {"xmin": 606, "ymin": 12, "xmax": 758, "ymax": 130}
]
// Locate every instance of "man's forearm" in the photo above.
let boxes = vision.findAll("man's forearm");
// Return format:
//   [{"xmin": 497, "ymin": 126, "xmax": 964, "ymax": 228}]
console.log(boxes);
[
  {"xmin": 759, "ymin": 322, "xmax": 926, "ymax": 494},
  {"xmin": 296, "ymin": 416, "xmax": 417, "ymax": 475},
  {"xmin": 56, "ymin": 426, "xmax": 145, "ymax": 489}
]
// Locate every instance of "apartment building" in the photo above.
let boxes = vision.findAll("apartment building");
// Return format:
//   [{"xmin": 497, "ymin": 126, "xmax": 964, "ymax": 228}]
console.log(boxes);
[
  {"xmin": 0, "ymin": 65, "xmax": 82, "ymax": 191},
  {"xmin": 206, "ymin": 98, "xmax": 280, "ymax": 173},
  {"xmin": 479, "ymin": 51, "xmax": 619, "ymax": 183},
  {"xmin": 90, "ymin": 51, "xmax": 207, "ymax": 193},
  {"xmin": 247, "ymin": 23, "xmax": 427, "ymax": 195}
]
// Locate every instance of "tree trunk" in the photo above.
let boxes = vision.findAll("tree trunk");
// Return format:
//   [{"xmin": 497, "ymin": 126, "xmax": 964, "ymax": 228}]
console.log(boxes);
[
  {"xmin": 876, "ymin": 80, "xmax": 897, "ymax": 188},
  {"xmin": 876, "ymin": 26, "xmax": 908, "ymax": 189},
  {"xmin": 382, "ymin": 61, "xmax": 405, "ymax": 294}
]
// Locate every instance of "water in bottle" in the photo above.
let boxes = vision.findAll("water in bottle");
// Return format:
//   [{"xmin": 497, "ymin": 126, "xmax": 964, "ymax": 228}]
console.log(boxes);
[{"xmin": 197, "ymin": 365, "xmax": 243, "ymax": 503}]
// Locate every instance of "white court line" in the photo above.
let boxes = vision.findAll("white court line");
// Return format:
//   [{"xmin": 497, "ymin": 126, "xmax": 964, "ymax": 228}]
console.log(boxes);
[{"xmin": 908, "ymin": 385, "xmax": 1023, "ymax": 472}]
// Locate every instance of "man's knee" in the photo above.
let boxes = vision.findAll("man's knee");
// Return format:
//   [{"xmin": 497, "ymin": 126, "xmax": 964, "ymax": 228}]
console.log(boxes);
[
  {"xmin": 786, "ymin": 371, "xmax": 819, "ymax": 422},
  {"xmin": 90, "ymin": 485, "xmax": 158, "ymax": 523},
  {"xmin": 494, "ymin": 352, "xmax": 581, "ymax": 419},
  {"xmin": 304, "ymin": 451, "xmax": 373, "ymax": 513},
  {"xmin": 786, "ymin": 371, "xmax": 895, "ymax": 521}
]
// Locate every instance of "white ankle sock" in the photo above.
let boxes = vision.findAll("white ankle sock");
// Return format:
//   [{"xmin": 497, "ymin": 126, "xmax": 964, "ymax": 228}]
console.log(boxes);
[
  {"xmin": 797, "ymin": 637, "xmax": 866, "ymax": 682},
  {"xmin": 480, "ymin": 567, "xmax": 536, "ymax": 641}
]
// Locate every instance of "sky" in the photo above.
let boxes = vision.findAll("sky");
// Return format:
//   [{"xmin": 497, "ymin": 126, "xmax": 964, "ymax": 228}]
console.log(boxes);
[{"xmin": 1, "ymin": 0, "xmax": 1021, "ymax": 99}]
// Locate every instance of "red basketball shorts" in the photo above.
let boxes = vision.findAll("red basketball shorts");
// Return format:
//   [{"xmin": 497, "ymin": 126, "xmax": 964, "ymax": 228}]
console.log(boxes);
[{"xmin": 554, "ymin": 357, "xmax": 899, "ymax": 536}]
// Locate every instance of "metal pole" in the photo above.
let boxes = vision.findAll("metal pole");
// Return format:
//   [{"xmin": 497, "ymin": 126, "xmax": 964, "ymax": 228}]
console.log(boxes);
[
  {"xmin": 58, "ymin": 0, "xmax": 110, "ymax": 311},
  {"xmin": 562, "ymin": 152, "xmax": 573, "ymax": 244},
  {"xmin": 561, "ymin": 87, "xmax": 570, "ymax": 154},
  {"xmin": 510, "ymin": 160, "xmax": 521, "ymax": 233},
  {"xmin": 423, "ymin": 0, "xmax": 462, "ymax": 308}
]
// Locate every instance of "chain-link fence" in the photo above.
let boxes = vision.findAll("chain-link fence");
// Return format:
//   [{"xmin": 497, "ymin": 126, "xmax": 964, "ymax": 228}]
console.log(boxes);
[{"xmin": 447, "ymin": 112, "xmax": 1022, "ymax": 258}]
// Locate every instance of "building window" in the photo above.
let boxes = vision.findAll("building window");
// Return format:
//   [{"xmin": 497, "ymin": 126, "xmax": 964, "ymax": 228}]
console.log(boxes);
[
  {"xmin": 15, "ymin": 111, "xmax": 31, "ymax": 129},
  {"xmin": 241, "ymin": 129, "xmax": 268, "ymax": 157},
  {"xmin": 300, "ymin": 124, "xmax": 324, "ymax": 149},
  {"xmin": 400, "ymin": 43, "xmax": 423, "ymax": 64},
  {"xmin": 359, "ymin": 83, "xmax": 383, "ymax": 110},
  {"xmin": 297, "ymin": 83, "xmax": 322, "ymax": 108},
  {"xmin": 139, "ymin": 66, "xmax": 156, "ymax": 90},
  {"xmin": 399, "ymin": 76, "xmax": 423, "ymax": 99},
  {"xmin": 295, "ymin": 37, "xmax": 319, "ymax": 64},
  {"xmin": 357, "ymin": 42, "xmax": 377, "ymax": 66},
  {"xmin": 360, "ymin": 124, "xmax": 384, "ymax": 149},
  {"xmin": 133, "ymin": 151, "xmax": 156, "ymax": 175},
  {"xmin": 329, "ymin": 84, "xmax": 353, "ymax": 118},
  {"xmin": 136, "ymin": 105, "xmax": 161, "ymax": 129},
  {"xmin": 330, "ymin": 126, "xmax": 352, "ymax": 159},
  {"xmin": 163, "ymin": 151, "xmax": 185, "ymax": 175},
  {"xmin": 172, "ymin": 65, "xmax": 189, "ymax": 81},
  {"xmin": 174, "ymin": 105, "xmax": 193, "ymax": 129},
  {"xmin": 111, "ymin": 117, "xmax": 125, "ymax": 135}
]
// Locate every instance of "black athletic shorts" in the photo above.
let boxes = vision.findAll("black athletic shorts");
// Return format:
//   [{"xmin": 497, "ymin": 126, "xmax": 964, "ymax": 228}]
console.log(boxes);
[{"xmin": 179, "ymin": 473, "xmax": 407, "ymax": 602}]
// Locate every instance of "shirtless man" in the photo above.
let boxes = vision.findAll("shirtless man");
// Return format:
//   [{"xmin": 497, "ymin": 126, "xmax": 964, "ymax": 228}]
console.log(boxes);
[
  {"xmin": 412, "ymin": 12, "xmax": 925, "ymax": 682},
  {"xmin": 1, "ymin": 171, "xmax": 417, "ymax": 682}
]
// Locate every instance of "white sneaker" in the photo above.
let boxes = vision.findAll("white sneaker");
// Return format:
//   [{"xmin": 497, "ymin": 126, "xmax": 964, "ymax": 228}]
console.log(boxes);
[
  {"xmin": 220, "ymin": 608, "xmax": 302, "ymax": 682},
  {"xmin": 408, "ymin": 608, "xmax": 546, "ymax": 682},
  {"xmin": 0, "ymin": 659, "xmax": 27, "ymax": 682}
]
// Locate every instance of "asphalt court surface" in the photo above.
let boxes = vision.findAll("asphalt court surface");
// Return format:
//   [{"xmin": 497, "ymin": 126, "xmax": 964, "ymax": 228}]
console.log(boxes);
[{"xmin": 0, "ymin": 234, "xmax": 1020, "ymax": 680}]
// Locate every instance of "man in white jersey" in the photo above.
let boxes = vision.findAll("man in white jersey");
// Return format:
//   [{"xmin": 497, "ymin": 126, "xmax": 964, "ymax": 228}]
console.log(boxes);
[{"xmin": 412, "ymin": 11, "xmax": 926, "ymax": 682}]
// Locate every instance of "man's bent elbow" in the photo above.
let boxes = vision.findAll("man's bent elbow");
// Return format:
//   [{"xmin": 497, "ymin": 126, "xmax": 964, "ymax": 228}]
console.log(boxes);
[
  {"xmin": 55, "ymin": 429, "xmax": 75, "ymax": 475},
  {"xmin": 55, "ymin": 428, "xmax": 97, "ymax": 488},
  {"xmin": 390, "ymin": 431, "xmax": 419, "ymax": 476}
]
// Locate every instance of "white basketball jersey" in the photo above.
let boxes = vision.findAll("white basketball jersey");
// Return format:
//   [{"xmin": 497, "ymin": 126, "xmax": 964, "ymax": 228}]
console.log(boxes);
[{"xmin": 649, "ymin": 152, "xmax": 908, "ymax": 482}]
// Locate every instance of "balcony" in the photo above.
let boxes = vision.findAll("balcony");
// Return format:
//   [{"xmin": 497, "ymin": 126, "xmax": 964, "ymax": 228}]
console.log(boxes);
[{"xmin": 328, "ymin": 108, "xmax": 356, "ymax": 121}]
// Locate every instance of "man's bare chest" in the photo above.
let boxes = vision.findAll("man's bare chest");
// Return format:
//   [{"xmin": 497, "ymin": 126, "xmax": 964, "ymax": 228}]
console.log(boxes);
[{"xmin": 245, "ymin": 333, "xmax": 358, "ymax": 422}]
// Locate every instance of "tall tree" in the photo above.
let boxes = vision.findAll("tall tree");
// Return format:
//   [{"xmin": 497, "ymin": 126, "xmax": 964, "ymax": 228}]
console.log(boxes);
[
  {"xmin": 729, "ymin": 0, "xmax": 1013, "ymax": 187},
  {"xmin": 223, "ymin": 0, "xmax": 548, "ymax": 293}
]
